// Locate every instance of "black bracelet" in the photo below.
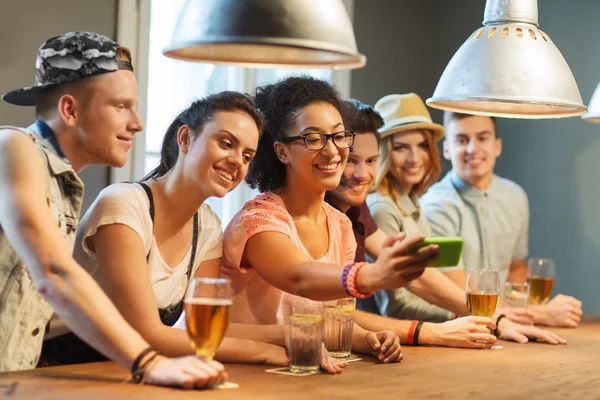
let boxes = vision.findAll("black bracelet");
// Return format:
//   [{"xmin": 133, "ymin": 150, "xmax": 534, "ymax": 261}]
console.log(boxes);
[
  {"xmin": 131, "ymin": 352, "xmax": 160, "ymax": 384},
  {"xmin": 131, "ymin": 351, "xmax": 160, "ymax": 384},
  {"xmin": 413, "ymin": 321, "xmax": 424, "ymax": 346},
  {"xmin": 130, "ymin": 346, "xmax": 156, "ymax": 375},
  {"xmin": 493, "ymin": 314, "xmax": 507, "ymax": 337}
]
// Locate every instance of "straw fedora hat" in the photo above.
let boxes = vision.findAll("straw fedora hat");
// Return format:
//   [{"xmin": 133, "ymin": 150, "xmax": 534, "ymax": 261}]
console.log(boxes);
[{"xmin": 374, "ymin": 93, "xmax": 444, "ymax": 141}]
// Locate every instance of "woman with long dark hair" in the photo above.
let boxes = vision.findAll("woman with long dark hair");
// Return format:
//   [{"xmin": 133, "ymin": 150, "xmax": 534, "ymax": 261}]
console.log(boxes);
[{"xmin": 67, "ymin": 92, "xmax": 295, "ymax": 366}]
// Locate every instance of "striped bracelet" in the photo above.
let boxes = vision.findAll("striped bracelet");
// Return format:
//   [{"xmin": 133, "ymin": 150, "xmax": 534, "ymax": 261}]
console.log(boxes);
[{"xmin": 407, "ymin": 320, "xmax": 419, "ymax": 345}]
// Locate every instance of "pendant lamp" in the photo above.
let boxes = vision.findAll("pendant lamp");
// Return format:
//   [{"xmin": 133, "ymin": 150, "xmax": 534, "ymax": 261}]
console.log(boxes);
[
  {"xmin": 427, "ymin": 0, "xmax": 587, "ymax": 119},
  {"xmin": 582, "ymin": 84, "xmax": 600, "ymax": 123},
  {"xmin": 163, "ymin": 0, "xmax": 366, "ymax": 70}
]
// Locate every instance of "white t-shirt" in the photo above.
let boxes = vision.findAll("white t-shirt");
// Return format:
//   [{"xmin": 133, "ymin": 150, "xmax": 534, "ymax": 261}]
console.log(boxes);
[{"xmin": 74, "ymin": 183, "xmax": 223, "ymax": 308}]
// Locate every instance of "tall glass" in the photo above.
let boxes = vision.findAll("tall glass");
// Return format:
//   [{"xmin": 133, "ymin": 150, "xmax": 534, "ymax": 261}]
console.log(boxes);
[
  {"xmin": 466, "ymin": 269, "xmax": 500, "ymax": 318},
  {"xmin": 289, "ymin": 302, "xmax": 324, "ymax": 374},
  {"xmin": 527, "ymin": 258, "xmax": 555, "ymax": 305},
  {"xmin": 502, "ymin": 282, "xmax": 530, "ymax": 308},
  {"xmin": 184, "ymin": 277, "xmax": 232, "ymax": 360},
  {"xmin": 323, "ymin": 298, "xmax": 356, "ymax": 358}
]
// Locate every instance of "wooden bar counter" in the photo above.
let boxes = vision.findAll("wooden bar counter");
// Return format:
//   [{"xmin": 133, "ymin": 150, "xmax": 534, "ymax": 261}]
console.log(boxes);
[{"xmin": 1, "ymin": 317, "xmax": 598, "ymax": 400}]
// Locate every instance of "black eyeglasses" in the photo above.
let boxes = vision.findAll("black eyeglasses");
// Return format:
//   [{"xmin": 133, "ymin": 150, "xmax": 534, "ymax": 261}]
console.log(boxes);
[{"xmin": 281, "ymin": 130, "xmax": 356, "ymax": 151}]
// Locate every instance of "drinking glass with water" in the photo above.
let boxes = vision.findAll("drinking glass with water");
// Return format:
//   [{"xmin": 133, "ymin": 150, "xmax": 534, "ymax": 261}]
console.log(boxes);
[
  {"xmin": 289, "ymin": 302, "xmax": 324, "ymax": 374},
  {"xmin": 502, "ymin": 281, "xmax": 530, "ymax": 309},
  {"xmin": 323, "ymin": 297, "xmax": 356, "ymax": 358}
]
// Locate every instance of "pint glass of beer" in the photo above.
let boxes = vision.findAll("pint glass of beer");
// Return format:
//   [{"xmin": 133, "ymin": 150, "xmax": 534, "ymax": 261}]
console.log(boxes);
[
  {"xmin": 184, "ymin": 277, "xmax": 232, "ymax": 360},
  {"xmin": 527, "ymin": 258, "xmax": 555, "ymax": 305}
]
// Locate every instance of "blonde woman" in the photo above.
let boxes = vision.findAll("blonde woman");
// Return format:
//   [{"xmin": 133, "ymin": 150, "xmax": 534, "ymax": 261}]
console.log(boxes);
[
  {"xmin": 365, "ymin": 94, "xmax": 567, "ymax": 346},
  {"xmin": 365, "ymin": 93, "xmax": 449, "ymax": 322}
]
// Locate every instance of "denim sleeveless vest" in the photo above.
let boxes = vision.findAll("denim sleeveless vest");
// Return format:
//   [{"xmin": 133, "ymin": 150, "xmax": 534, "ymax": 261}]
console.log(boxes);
[{"xmin": 0, "ymin": 122, "xmax": 83, "ymax": 371}]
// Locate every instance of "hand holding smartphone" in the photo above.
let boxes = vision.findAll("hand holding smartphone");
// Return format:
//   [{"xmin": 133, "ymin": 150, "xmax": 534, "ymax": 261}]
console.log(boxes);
[{"xmin": 408, "ymin": 237, "xmax": 464, "ymax": 267}]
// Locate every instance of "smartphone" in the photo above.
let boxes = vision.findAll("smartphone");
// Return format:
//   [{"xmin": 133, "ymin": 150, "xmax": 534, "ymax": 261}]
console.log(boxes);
[{"xmin": 409, "ymin": 237, "xmax": 464, "ymax": 267}]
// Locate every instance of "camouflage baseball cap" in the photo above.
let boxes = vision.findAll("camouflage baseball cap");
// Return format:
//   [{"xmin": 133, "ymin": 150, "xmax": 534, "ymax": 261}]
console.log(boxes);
[{"xmin": 2, "ymin": 31, "xmax": 134, "ymax": 106}]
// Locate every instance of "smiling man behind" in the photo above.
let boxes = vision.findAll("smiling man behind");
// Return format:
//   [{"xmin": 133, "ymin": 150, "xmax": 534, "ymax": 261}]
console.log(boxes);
[
  {"xmin": 421, "ymin": 112, "xmax": 583, "ymax": 328},
  {"xmin": 325, "ymin": 99, "xmax": 466, "ymax": 321}
]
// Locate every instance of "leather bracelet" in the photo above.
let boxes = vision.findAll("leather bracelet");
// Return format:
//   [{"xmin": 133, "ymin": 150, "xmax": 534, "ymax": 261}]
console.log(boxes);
[
  {"xmin": 130, "ymin": 346, "xmax": 157, "ymax": 378},
  {"xmin": 407, "ymin": 320, "xmax": 419, "ymax": 345},
  {"xmin": 493, "ymin": 314, "xmax": 506, "ymax": 337},
  {"xmin": 413, "ymin": 321, "xmax": 424, "ymax": 346},
  {"xmin": 131, "ymin": 351, "xmax": 160, "ymax": 384}
]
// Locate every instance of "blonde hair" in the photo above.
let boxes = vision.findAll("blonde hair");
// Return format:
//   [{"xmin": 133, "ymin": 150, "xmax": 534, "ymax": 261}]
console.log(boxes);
[
  {"xmin": 116, "ymin": 46, "xmax": 132, "ymax": 63},
  {"xmin": 374, "ymin": 129, "xmax": 441, "ymax": 209}
]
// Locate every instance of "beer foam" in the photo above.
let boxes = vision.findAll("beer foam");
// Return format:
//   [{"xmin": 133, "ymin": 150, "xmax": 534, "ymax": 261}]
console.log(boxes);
[{"xmin": 184, "ymin": 298, "xmax": 233, "ymax": 306}]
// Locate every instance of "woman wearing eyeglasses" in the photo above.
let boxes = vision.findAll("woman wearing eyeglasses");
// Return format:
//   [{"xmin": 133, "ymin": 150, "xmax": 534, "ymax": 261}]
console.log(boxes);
[{"xmin": 221, "ymin": 76, "xmax": 443, "ymax": 365}]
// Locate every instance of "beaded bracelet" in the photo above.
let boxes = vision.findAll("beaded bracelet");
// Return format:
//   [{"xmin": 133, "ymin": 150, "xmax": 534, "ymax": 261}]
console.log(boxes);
[
  {"xmin": 346, "ymin": 262, "xmax": 373, "ymax": 299},
  {"xmin": 342, "ymin": 263, "xmax": 354, "ymax": 296}
]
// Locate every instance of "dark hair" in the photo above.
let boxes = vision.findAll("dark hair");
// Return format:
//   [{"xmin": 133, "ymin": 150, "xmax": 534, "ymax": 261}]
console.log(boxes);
[
  {"xmin": 143, "ymin": 91, "xmax": 263, "ymax": 180},
  {"xmin": 341, "ymin": 98, "xmax": 383, "ymax": 146},
  {"xmin": 246, "ymin": 76, "xmax": 344, "ymax": 192},
  {"xmin": 443, "ymin": 111, "xmax": 498, "ymax": 138}
]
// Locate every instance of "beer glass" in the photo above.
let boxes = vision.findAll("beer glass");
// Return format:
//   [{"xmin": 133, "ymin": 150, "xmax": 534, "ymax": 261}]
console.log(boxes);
[
  {"xmin": 466, "ymin": 269, "xmax": 500, "ymax": 349},
  {"xmin": 527, "ymin": 258, "xmax": 555, "ymax": 305},
  {"xmin": 184, "ymin": 277, "xmax": 232, "ymax": 360},
  {"xmin": 289, "ymin": 302, "xmax": 324, "ymax": 374},
  {"xmin": 466, "ymin": 269, "xmax": 500, "ymax": 318},
  {"xmin": 323, "ymin": 297, "xmax": 356, "ymax": 358}
]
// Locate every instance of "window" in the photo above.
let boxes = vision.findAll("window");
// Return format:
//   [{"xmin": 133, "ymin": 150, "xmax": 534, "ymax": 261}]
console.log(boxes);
[{"xmin": 116, "ymin": 0, "xmax": 353, "ymax": 226}]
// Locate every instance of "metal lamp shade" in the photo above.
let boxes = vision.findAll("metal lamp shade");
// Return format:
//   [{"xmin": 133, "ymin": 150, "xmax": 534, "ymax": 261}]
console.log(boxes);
[
  {"xmin": 427, "ymin": 0, "xmax": 587, "ymax": 119},
  {"xmin": 582, "ymin": 83, "xmax": 600, "ymax": 123},
  {"xmin": 163, "ymin": 0, "xmax": 366, "ymax": 70}
]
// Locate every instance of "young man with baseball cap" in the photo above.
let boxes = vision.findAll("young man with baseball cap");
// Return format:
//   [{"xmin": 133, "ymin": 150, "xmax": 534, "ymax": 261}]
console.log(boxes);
[{"xmin": 0, "ymin": 31, "xmax": 226, "ymax": 388}]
